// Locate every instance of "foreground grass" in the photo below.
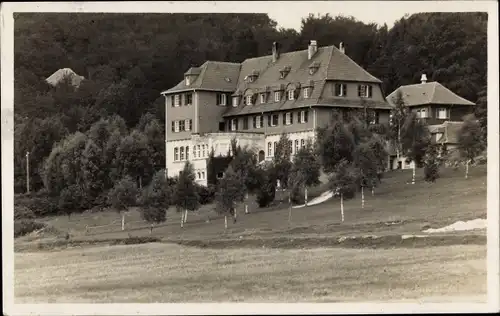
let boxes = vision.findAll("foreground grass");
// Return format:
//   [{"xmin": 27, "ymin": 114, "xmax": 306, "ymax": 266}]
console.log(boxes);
[
  {"xmin": 14, "ymin": 242, "xmax": 486, "ymax": 303},
  {"xmin": 20, "ymin": 165, "xmax": 486, "ymax": 246}
]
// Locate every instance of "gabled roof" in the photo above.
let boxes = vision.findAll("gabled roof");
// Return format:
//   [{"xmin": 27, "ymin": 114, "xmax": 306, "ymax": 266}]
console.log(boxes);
[
  {"xmin": 162, "ymin": 61, "xmax": 241, "ymax": 94},
  {"xmin": 386, "ymin": 82, "xmax": 475, "ymax": 107},
  {"xmin": 46, "ymin": 68, "xmax": 85, "ymax": 87}
]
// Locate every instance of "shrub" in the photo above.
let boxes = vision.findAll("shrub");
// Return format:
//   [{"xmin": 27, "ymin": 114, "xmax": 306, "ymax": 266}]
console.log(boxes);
[
  {"xmin": 14, "ymin": 205, "xmax": 35, "ymax": 220},
  {"xmin": 197, "ymin": 183, "xmax": 216, "ymax": 205},
  {"xmin": 14, "ymin": 220, "xmax": 46, "ymax": 238},
  {"xmin": 14, "ymin": 192, "xmax": 59, "ymax": 217}
]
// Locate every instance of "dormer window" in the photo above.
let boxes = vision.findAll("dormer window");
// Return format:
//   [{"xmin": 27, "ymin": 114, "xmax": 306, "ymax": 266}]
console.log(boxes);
[
  {"xmin": 260, "ymin": 93, "xmax": 266, "ymax": 104},
  {"xmin": 274, "ymin": 91, "xmax": 281, "ymax": 102},
  {"xmin": 246, "ymin": 95, "xmax": 253, "ymax": 105},
  {"xmin": 279, "ymin": 66, "xmax": 291, "ymax": 79},
  {"xmin": 248, "ymin": 70, "xmax": 259, "ymax": 83},
  {"xmin": 335, "ymin": 83, "xmax": 347, "ymax": 97},
  {"xmin": 288, "ymin": 89, "xmax": 295, "ymax": 101},
  {"xmin": 308, "ymin": 62, "xmax": 320, "ymax": 75},
  {"xmin": 232, "ymin": 96, "xmax": 239, "ymax": 107},
  {"xmin": 185, "ymin": 77, "xmax": 191, "ymax": 86},
  {"xmin": 303, "ymin": 87, "xmax": 310, "ymax": 99}
]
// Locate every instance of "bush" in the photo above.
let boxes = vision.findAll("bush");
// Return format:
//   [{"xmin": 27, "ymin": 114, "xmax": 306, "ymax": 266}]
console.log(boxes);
[
  {"xmin": 291, "ymin": 186, "xmax": 305, "ymax": 205},
  {"xmin": 14, "ymin": 220, "xmax": 46, "ymax": 238},
  {"xmin": 14, "ymin": 205, "xmax": 35, "ymax": 220},
  {"xmin": 197, "ymin": 183, "xmax": 216, "ymax": 205},
  {"xmin": 256, "ymin": 181, "xmax": 276, "ymax": 208},
  {"xmin": 14, "ymin": 192, "xmax": 59, "ymax": 217}
]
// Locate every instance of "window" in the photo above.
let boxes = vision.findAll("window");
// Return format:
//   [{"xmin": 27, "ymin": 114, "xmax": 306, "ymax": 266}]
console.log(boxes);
[
  {"xmin": 217, "ymin": 172, "xmax": 224, "ymax": 179},
  {"xmin": 185, "ymin": 93, "xmax": 193, "ymax": 105},
  {"xmin": 267, "ymin": 142, "xmax": 272, "ymax": 156},
  {"xmin": 232, "ymin": 96, "xmax": 239, "ymax": 107},
  {"xmin": 174, "ymin": 147, "xmax": 179, "ymax": 161},
  {"xmin": 197, "ymin": 145, "xmax": 201, "ymax": 158},
  {"xmin": 174, "ymin": 120, "xmax": 180, "ymax": 132},
  {"xmin": 369, "ymin": 112, "xmax": 379, "ymax": 125},
  {"xmin": 417, "ymin": 109, "xmax": 428, "ymax": 118},
  {"xmin": 288, "ymin": 140, "xmax": 293, "ymax": 153},
  {"xmin": 274, "ymin": 91, "xmax": 281, "ymax": 102},
  {"xmin": 358, "ymin": 85, "xmax": 372, "ymax": 98},
  {"xmin": 273, "ymin": 142, "xmax": 278, "ymax": 156},
  {"xmin": 335, "ymin": 83, "xmax": 347, "ymax": 97},
  {"xmin": 179, "ymin": 120, "xmax": 185, "ymax": 131},
  {"xmin": 294, "ymin": 140, "xmax": 299, "ymax": 153},
  {"xmin": 437, "ymin": 108, "xmax": 448, "ymax": 119},
  {"xmin": 288, "ymin": 90, "xmax": 295, "ymax": 100},
  {"xmin": 301, "ymin": 139, "xmax": 305, "ymax": 148},
  {"xmin": 174, "ymin": 95, "xmax": 180, "ymax": 107},
  {"xmin": 185, "ymin": 119, "xmax": 191, "ymax": 131},
  {"xmin": 260, "ymin": 93, "xmax": 266, "ymax": 104},
  {"xmin": 255, "ymin": 115, "xmax": 262, "ymax": 129},
  {"xmin": 171, "ymin": 121, "xmax": 176, "ymax": 132},
  {"xmin": 303, "ymin": 87, "xmax": 310, "ymax": 99},
  {"xmin": 180, "ymin": 147, "xmax": 185, "ymax": 160},
  {"xmin": 246, "ymin": 95, "xmax": 253, "ymax": 106},
  {"xmin": 202, "ymin": 171, "xmax": 206, "ymax": 179},
  {"xmin": 171, "ymin": 96, "xmax": 175, "ymax": 107},
  {"xmin": 299, "ymin": 110, "xmax": 308, "ymax": 123},
  {"xmin": 217, "ymin": 93, "xmax": 227, "ymax": 106},
  {"xmin": 243, "ymin": 117, "xmax": 249, "ymax": 130},
  {"xmin": 269, "ymin": 114, "xmax": 279, "ymax": 127},
  {"xmin": 186, "ymin": 146, "xmax": 189, "ymax": 160},
  {"xmin": 231, "ymin": 118, "xmax": 238, "ymax": 131},
  {"xmin": 197, "ymin": 172, "xmax": 201, "ymax": 179},
  {"xmin": 285, "ymin": 112, "xmax": 292, "ymax": 125},
  {"xmin": 202, "ymin": 145, "xmax": 206, "ymax": 158},
  {"xmin": 185, "ymin": 77, "xmax": 191, "ymax": 86}
]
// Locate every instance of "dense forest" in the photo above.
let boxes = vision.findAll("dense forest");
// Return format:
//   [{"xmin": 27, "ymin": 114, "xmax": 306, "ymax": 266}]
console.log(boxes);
[{"xmin": 13, "ymin": 12, "xmax": 488, "ymax": 202}]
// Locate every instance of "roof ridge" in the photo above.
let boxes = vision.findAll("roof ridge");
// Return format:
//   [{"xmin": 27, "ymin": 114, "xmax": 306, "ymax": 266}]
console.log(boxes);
[
  {"xmin": 330, "ymin": 45, "xmax": 382, "ymax": 83},
  {"xmin": 243, "ymin": 45, "xmax": 334, "ymax": 62}
]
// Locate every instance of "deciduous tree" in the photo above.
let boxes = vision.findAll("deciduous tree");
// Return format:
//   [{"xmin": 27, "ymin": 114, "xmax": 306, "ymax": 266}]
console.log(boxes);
[
  {"xmin": 457, "ymin": 114, "xmax": 485, "ymax": 179},
  {"xmin": 107, "ymin": 175, "xmax": 139, "ymax": 230},
  {"xmin": 214, "ymin": 166, "xmax": 246, "ymax": 230},
  {"xmin": 328, "ymin": 159, "xmax": 359, "ymax": 223},
  {"xmin": 174, "ymin": 161, "xmax": 199, "ymax": 227}
]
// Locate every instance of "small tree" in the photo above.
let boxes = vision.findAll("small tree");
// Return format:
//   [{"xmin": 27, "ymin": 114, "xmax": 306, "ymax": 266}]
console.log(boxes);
[
  {"xmin": 367, "ymin": 136, "xmax": 389, "ymax": 194},
  {"xmin": 254, "ymin": 164, "xmax": 276, "ymax": 208},
  {"xmin": 290, "ymin": 139, "xmax": 320, "ymax": 206},
  {"xmin": 273, "ymin": 133, "xmax": 293, "ymax": 190},
  {"xmin": 353, "ymin": 143, "xmax": 378, "ymax": 208},
  {"xmin": 389, "ymin": 90, "xmax": 410, "ymax": 160},
  {"xmin": 174, "ymin": 161, "xmax": 199, "ymax": 227},
  {"xmin": 401, "ymin": 112, "xmax": 431, "ymax": 184},
  {"xmin": 316, "ymin": 118, "xmax": 356, "ymax": 173},
  {"xmin": 229, "ymin": 141, "xmax": 259, "ymax": 214},
  {"xmin": 215, "ymin": 166, "xmax": 246, "ymax": 230},
  {"xmin": 328, "ymin": 159, "xmax": 359, "ymax": 223},
  {"xmin": 108, "ymin": 175, "xmax": 139, "ymax": 230},
  {"xmin": 423, "ymin": 144, "xmax": 441, "ymax": 183},
  {"xmin": 457, "ymin": 114, "xmax": 485, "ymax": 179},
  {"xmin": 139, "ymin": 169, "xmax": 172, "ymax": 233},
  {"xmin": 58, "ymin": 183, "xmax": 86, "ymax": 220}
]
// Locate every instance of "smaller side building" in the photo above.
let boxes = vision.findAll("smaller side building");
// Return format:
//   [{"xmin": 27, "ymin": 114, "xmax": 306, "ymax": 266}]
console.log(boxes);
[{"xmin": 386, "ymin": 74, "xmax": 475, "ymax": 170}]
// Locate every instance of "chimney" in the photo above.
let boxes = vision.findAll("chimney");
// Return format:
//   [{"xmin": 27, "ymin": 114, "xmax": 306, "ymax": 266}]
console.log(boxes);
[
  {"xmin": 308, "ymin": 40, "xmax": 318, "ymax": 60},
  {"xmin": 421, "ymin": 74, "xmax": 428, "ymax": 84},
  {"xmin": 272, "ymin": 42, "xmax": 280, "ymax": 62},
  {"xmin": 339, "ymin": 42, "xmax": 345, "ymax": 54}
]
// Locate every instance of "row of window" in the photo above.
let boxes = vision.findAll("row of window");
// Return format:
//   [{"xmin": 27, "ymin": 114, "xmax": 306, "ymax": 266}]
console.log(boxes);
[
  {"xmin": 229, "ymin": 110, "xmax": 309, "ymax": 131},
  {"xmin": 235, "ymin": 88, "xmax": 311, "ymax": 107},
  {"xmin": 173, "ymin": 144, "xmax": 209, "ymax": 162},
  {"xmin": 267, "ymin": 139, "xmax": 308, "ymax": 157},
  {"xmin": 171, "ymin": 93, "xmax": 193, "ymax": 107},
  {"xmin": 171, "ymin": 119, "xmax": 193, "ymax": 133},
  {"xmin": 195, "ymin": 170, "xmax": 206, "ymax": 181},
  {"xmin": 416, "ymin": 108, "xmax": 450, "ymax": 119}
]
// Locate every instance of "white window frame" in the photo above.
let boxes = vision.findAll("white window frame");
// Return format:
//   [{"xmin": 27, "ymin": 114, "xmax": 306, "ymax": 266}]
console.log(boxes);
[
  {"xmin": 185, "ymin": 77, "xmax": 191, "ymax": 86},
  {"xmin": 303, "ymin": 87, "xmax": 310, "ymax": 99},
  {"xmin": 336, "ymin": 83, "xmax": 346, "ymax": 97},
  {"xmin": 359, "ymin": 84, "xmax": 372, "ymax": 98},
  {"xmin": 185, "ymin": 93, "xmax": 193, "ymax": 105},
  {"xmin": 294, "ymin": 139, "xmax": 299, "ymax": 153},
  {"xmin": 267, "ymin": 142, "xmax": 272, "ymax": 157},
  {"xmin": 202, "ymin": 145, "xmax": 206, "ymax": 158},
  {"xmin": 260, "ymin": 93, "xmax": 266, "ymax": 104},
  {"xmin": 220, "ymin": 94, "xmax": 227, "ymax": 106},
  {"xmin": 274, "ymin": 91, "xmax": 281, "ymax": 102},
  {"xmin": 174, "ymin": 94, "xmax": 180, "ymax": 107},
  {"xmin": 301, "ymin": 139, "xmax": 305, "ymax": 148},
  {"xmin": 232, "ymin": 96, "xmax": 239, "ymax": 107},
  {"xmin": 256, "ymin": 116, "xmax": 262, "ymax": 129},
  {"xmin": 174, "ymin": 120, "xmax": 180, "ymax": 132},
  {"xmin": 270, "ymin": 114, "xmax": 278, "ymax": 127},
  {"xmin": 285, "ymin": 112, "xmax": 292, "ymax": 125},
  {"xmin": 197, "ymin": 145, "xmax": 201, "ymax": 158},
  {"xmin": 300, "ymin": 110, "xmax": 306, "ymax": 123},
  {"xmin": 180, "ymin": 147, "xmax": 185, "ymax": 160},
  {"xmin": 174, "ymin": 147, "xmax": 179, "ymax": 161},
  {"xmin": 185, "ymin": 119, "xmax": 191, "ymax": 131},
  {"xmin": 288, "ymin": 90, "xmax": 295, "ymax": 101},
  {"xmin": 231, "ymin": 118, "xmax": 237, "ymax": 131},
  {"xmin": 419, "ymin": 109, "xmax": 428, "ymax": 118},
  {"xmin": 437, "ymin": 108, "xmax": 448, "ymax": 119},
  {"xmin": 246, "ymin": 95, "xmax": 252, "ymax": 105}
]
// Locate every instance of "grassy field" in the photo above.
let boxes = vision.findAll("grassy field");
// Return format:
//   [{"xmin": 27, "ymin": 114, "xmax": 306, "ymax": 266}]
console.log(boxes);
[
  {"xmin": 18, "ymin": 165, "xmax": 487, "ymax": 245},
  {"xmin": 14, "ymin": 242, "xmax": 486, "ymax": 303},
  {"xmin": 13, "ymin": 165, "xmax": 488, "ymax": 303}
]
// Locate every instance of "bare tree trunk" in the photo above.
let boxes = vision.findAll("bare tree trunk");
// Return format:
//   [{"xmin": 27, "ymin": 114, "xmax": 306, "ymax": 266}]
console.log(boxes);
[
  {"xmin": 361, "ymin": 186, "xmax": 365, "ymax": 209},
  {"xmin": 465, "ymin": 159, "xmax": 470, "ymax": 179},
  {"xmin": 397, "ymin": 125, "xmax": 401, "ymax": 160},
  {"xmin": 244, "ymin": 193, "xmax": 249, "ymax": 214},
  {"xmin": 304, "ymin": 187, "xmax": 308, "ymax": 206},
  {"xmin": 412, "ymin": 163, "xmax": 416, "ymax": 184},
  {"xmin": 121, "ymin": 213, "xmax": 125, "ymax": 231},
  {"xmin": 340, "ymin": 193, "xmax": 345, "ymax": 223},
  {"xmin": 150, "ymin": 224, "xmax": 153, "ymax": 234},
  {"xmin": 180, "ymin": 212, "xmax": 184, "ymax": 228},
  {"xmin": 184, "ymin": 209, "xmax": 188, "ymax": 223},
  {"xmin": 288, "ymin": 191, "xmax": 292, "ymax": 225},
  {"xmin": 224, "ymin": 215, "xmax": 228, "ymax": 230}
]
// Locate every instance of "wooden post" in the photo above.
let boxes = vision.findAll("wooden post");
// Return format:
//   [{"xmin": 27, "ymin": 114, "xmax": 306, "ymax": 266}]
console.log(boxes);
[
  {"xmin": 121, "ymin": 213, "xmax": 125, "ymax": 231},
  {"xmin": 465, "ymin": 159, "xmax": 469, "ymax": 179},
  {"xmin": 304, "ymin": 187, "xmax": 308, "ymax": 206},
  {"xmin": 288, "ymin": 191, "xmax": 292, "ymax": 225},
  {"xmin": 412, "ymin": 163, "xmax": 416, "ymax": 184},
  {"xmin": 180, "ymin": 212, "xmax": 184, "ymax": 228},
  {"xmin": 361, "ymin": 186, "xmax": 365, "ymax": 209},
  {"xmin": 26, "ymin": 151, "xmax": 30, "ymax": 194},
  {"xmin": 244, "ymin": 193, "xmax": 249, "ymax": 214},
  {"xmin": 224, "ymin": 215, "xmax": 228, "ymax": 230},
  {"xmin": 184, "ymin": 209, "xmax": 188, "ymax": 223},
  {"xmin": 340, "ymin": 193, "xmax": 344, "ymax": 223}
]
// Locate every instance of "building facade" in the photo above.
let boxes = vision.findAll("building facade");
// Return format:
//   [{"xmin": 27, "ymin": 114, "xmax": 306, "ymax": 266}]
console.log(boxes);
[
  {"xmin": 386, "ymin": 75, "xmax": 476, "ymax": 170},
  {"xmin": 162, "ymin": 41, "xmax": 392, "ymax": 186}
]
